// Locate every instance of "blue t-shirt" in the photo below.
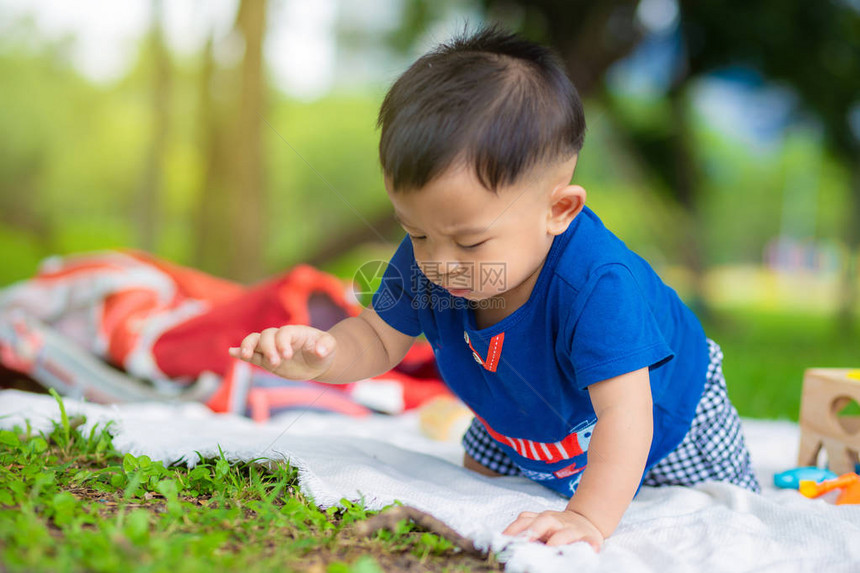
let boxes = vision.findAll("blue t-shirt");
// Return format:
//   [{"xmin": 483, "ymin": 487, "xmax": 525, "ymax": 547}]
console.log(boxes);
[{"xmin": 372, "ymin": 206, "xmax": 709, "ymax": 497}]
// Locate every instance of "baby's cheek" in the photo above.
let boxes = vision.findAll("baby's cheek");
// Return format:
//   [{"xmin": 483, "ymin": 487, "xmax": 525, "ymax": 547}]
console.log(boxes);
[{"xmin": 488, "ymin": 261, "xmax": 516, "ymax": 293}]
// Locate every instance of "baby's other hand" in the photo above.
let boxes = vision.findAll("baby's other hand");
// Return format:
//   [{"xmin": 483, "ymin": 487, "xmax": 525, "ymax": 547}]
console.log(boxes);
[
  {"xmin": 503, "ymin": 509, "xmax": 604, "ymax": 551},
  {"xmin": 228, "ymin": 325, "xmax": 336, "ymax": 381}
]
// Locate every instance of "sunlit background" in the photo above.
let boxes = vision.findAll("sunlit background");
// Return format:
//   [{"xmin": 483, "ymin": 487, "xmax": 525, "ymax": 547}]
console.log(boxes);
[{"xmin": 0, "ymin": 0, "xmax": 858, "ymax": 420}]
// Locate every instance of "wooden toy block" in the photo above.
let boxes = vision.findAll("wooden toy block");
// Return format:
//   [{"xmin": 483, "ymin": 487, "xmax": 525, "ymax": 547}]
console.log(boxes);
[{"xmin": 797, "ymin": 368, "xmax": 860, "ymax": 475}]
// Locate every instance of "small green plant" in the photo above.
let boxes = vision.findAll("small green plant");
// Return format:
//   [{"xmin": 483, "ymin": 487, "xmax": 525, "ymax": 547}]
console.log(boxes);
[
  {"xmin": 0, "ymin": 406, "xmax": 500, "ymax": 573},
  {"xmin": 414, "ymin": 532, "xmax": 456, "ymax": 558},
  {"xmin": 48, "ymin": 388, "xmax": 71, "ymax": 447}
]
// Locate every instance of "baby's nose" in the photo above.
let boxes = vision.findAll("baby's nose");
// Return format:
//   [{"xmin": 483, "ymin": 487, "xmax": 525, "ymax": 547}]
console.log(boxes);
[
  {"xmin": 446, "ymin": 263, "xmax": 465, "ymax": 277},
  {"xmin": 421, "ymin": 261, "xmax": 463, "ymax": 282},
  {"xmin": 442, "ymin": 262, "xmax": 474, "ymax": 289}
]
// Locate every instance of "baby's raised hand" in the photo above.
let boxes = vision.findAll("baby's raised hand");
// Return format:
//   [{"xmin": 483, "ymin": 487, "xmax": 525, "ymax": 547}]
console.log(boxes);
[
  {"xmin": 503, "ymin": 509, "xmax": 604, "ymax": 550},
  {"xmin": 228, "ymin": 325, "xmax": 336, "ymax": 381}
]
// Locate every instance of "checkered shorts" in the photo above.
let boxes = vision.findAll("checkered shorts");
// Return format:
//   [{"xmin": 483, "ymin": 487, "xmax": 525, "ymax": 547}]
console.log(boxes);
[{"xmin": 462, "ymin": 339, "xmax": 761, "ymax": 493}]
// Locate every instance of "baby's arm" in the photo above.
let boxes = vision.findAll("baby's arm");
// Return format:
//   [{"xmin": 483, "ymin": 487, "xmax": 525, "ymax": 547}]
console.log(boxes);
[
  {"xmin": 228, "ymin": 305, "xmax": 417, "ymax": 385},
  {"xmin": 503, "ymin": 367, "xmax": 653, "ymax": 549}
]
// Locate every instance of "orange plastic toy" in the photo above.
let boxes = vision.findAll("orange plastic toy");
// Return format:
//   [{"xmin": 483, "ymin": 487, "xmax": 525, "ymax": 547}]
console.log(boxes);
[{"xmin": 798, "ymin": 473, "xmax": 860, "ymax": 505}]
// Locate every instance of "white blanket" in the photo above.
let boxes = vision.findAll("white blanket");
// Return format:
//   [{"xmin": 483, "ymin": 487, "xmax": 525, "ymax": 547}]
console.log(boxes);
[{"xmin": 2, "ymin": 389, "xmax": 859, "ymax": 572}]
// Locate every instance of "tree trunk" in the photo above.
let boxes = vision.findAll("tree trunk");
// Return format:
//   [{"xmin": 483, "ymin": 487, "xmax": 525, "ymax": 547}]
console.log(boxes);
[
  {"xmin": 137, "ymin": 0, "xmax": 170, "ymax": 253},
  {"xmin": 482, "ymin": 0, "xmax": 642, "ymax": 97},
  {"xmin": 193, "ymin": 1, "xmax": 267, "ymax": 282},
  {"xmin": 228, "ymin": 0, "xmax": 267, "ymax": 283},
  {"xmin": 193, "ymin": 32, "xmax": 233, "ymax": 277}
]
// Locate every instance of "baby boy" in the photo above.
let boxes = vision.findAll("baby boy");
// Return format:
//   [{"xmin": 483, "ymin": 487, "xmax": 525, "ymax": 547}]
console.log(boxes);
[{"xmin": 230, "ymin": 27, "xmax": 760, "ymax": 550}]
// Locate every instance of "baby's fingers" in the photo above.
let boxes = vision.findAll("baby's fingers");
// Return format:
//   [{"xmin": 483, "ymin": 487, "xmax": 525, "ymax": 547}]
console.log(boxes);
[
  {"xmin": 519, "ymin": 514, "xmax": 563, "ymax": 543},
  {"xmin": 301, "ymin": 331, "xmax": 335, "ymax": 361},
  {"xmin": 274, "ymin": 327, "xmax": 299, "ymax": 360},
  {"xmin": 313, "ymin": 332, "xmax": 335, "ymax": 358},
  {"xmin": 502, "ymin": 511, "xmax": 538, "ymax": 536},
  {"xmin": 257, "ymin": 328, "xmax": 282, "ymax": 366},
  {"xmin": 229, "ymin": 332, "xmax": 262, "ymax": 361}
]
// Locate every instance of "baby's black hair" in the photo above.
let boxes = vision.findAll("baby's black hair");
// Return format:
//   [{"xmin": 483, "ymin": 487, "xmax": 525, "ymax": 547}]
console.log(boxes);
[{"xmin": 378, "ymin": 26, "xmax": 586, "ymax": 192}]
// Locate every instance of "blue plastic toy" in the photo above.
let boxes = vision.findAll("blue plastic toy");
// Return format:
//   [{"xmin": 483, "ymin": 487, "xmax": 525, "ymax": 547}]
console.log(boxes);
[{"xmin": 773, "ymin": 466, "xmax": 838, "ymax": 489}]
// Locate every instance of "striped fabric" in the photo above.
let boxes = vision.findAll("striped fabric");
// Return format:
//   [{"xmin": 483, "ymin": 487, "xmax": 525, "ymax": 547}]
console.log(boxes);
[{"xmin": 474, "ymin": 414, "xmax": 591, "ymax": 463}]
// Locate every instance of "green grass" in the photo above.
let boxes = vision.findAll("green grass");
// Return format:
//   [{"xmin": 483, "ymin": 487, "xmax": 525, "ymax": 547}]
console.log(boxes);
[
  {"xmin": 703, "ymin": 306, "xmax": 860, "ymax": 421},
  {"xmin": 0, "ymin": 393, "xmax": 500, "ymax": 573}
]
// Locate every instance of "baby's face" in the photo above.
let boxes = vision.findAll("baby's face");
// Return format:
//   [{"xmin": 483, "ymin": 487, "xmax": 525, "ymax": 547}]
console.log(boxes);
[{"xmin": 386, "ymin": 164, "xmax": 559, "ymax": 302}]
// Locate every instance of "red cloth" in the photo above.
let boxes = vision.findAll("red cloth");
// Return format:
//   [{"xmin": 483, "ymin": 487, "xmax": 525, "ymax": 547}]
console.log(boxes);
[{"xmin": 0, "ymin": 250, "xmax": 452, "ymax": 415}]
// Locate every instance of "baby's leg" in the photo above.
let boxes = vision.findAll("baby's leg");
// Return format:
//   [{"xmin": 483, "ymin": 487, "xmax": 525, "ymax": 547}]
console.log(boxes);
[
  {"xmin": 463, "ymin": 451, "xmax": 504, "ymax": 477},
  {"xmin": 461, "ymin": 417, "xmax": 523, "ymax": 477},
  {"xmin": 643, "ymin": 339, "xmax": 760, "ymax": 492}
]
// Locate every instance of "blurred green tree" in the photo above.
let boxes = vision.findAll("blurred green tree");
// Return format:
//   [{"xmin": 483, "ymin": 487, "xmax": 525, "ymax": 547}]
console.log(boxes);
[{"xmin": 675, "ymin": 0, "xmax": 860, "ymax": 329}]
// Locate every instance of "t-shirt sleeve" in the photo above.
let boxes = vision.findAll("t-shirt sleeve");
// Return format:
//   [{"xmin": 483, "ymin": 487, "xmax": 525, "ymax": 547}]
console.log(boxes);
[
  {"xmin": 371, "ymin": 236, "xmax": 423, "ymax": 337},
  {"xmin": 565, "ymin": 264, "xmax": 674, "ymax": 389}
]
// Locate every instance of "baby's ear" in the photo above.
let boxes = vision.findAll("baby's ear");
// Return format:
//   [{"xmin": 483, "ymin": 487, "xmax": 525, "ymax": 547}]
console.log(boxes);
[{"xmin": 548, "ymin": 185, "xmax": 586, "ymax": 235}]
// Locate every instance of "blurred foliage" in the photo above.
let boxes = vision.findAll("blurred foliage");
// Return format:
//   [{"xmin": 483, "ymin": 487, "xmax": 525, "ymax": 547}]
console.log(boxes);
[
  {"xmin": 0, "ymin": 20, "xmax": 855, "ymax": 289},
  {"xmin": 705, "ymin": 307, "xmax": 860, "ymax": 420},
  {"xmin": 264, "ymin": 95, "xmax": 392, "ymax": 270},
  {"xmin": 679, "ymin": 0, "xmax": 860, "ymax": 158}
]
